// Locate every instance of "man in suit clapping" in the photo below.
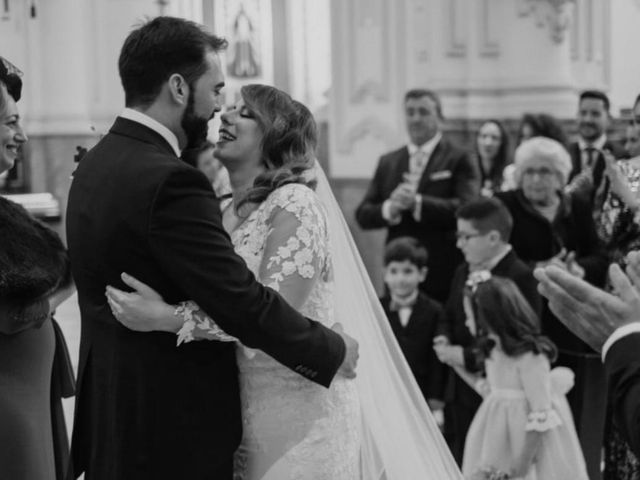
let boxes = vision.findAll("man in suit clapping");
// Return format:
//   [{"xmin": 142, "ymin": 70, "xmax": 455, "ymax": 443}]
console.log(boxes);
[{"xmin": 356, "ymin": 89, "xmax": 480, "ymax": 303}]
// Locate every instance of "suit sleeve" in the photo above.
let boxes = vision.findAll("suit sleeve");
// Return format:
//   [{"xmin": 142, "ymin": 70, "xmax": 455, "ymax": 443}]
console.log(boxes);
[
  {"xmin": 417, "ymin": 150, "xmax": 480, "ymax": 229},
  {"xmin": 148, "ymin": 168, "xmax": 345, "ymax": 388},
  {"xmin": 605, "ymin": 332, "xmax": 640, "ymax": 458},
  {"xmin": 355, "ymin": 157, "xmax": 389, "ymax": 229}
]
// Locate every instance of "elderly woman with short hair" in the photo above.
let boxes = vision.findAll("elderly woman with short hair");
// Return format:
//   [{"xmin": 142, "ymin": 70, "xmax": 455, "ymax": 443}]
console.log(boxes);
[
  {"xmin": 495, "ymin": 136, "xmax": 608, "ymax": 479},
  {"xmin": 496, "ymin": 137, "xmax": 606, "ymax": 284}
]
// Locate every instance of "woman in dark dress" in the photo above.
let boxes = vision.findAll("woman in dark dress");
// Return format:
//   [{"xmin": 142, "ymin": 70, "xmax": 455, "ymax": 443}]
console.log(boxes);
[
  {"xmin": 0, "ymin": 56, "xmax": 74, "ymax": 480},
  {"xmin": 495, "ymin": 136, "xmax": 609, "ymax": 480}
]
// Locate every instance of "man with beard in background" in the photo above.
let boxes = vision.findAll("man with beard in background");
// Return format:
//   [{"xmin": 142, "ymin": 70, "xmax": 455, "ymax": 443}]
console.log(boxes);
[
  {"xmin": 568, "ymin": 90, "xmax": 627, "ymax": 183},
  {"xmin": 65, "ymin": 16, "xmax": 356, "ymax": 480}
]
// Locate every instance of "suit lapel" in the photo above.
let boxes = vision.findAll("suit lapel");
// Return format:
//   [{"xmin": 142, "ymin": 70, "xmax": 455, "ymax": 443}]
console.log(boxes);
[
  {"xmin": 569, "ymin": 142, "xmax": 581, "ymax": 176},
  {"xmin": 405, "ymin": 296, "xmax": 427, "ymax": 330},
  {"xmin": 386, "ymin": 308, "xmax": 403, "ymax": 331},
  {"xmin": 418, "ymin": 139, "xmax": 449, "ymax": 191},
  {"xmin": 392, "ymin": 148, "xmax": 411, "ymax": 188}
]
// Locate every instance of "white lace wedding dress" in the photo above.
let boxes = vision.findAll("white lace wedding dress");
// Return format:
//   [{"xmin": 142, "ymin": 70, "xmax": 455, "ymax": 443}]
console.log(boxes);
[{"xmin": 177, "ymin": 183, "xmax": 361, "ymax": 480}]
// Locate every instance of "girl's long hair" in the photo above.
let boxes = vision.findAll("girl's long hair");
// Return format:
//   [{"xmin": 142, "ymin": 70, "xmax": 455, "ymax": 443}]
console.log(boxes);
[{"xmin": 469, "ymin": 276, "xmax": 557, "ymax": 362}]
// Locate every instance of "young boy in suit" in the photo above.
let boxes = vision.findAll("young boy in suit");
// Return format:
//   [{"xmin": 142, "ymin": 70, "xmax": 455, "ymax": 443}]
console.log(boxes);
[
  {"xmin": 380, "ymin": 237, "xmax": 446, "ymax": 424},
  {"xmin": 434, "ymin": 197, "xmax": 541, "ymax": 465}
]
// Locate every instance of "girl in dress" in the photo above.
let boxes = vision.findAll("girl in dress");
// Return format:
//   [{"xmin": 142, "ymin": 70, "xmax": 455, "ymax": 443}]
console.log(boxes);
[{"xmin": 459, "ymin": 273, "xmax": 588, "ymax": 480}]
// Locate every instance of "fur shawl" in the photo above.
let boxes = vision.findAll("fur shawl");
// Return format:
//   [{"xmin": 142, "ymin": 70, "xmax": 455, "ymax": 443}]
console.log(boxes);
[{"xmin": 0, "ymin": 196, "xmax": 69, "ymax": 306}]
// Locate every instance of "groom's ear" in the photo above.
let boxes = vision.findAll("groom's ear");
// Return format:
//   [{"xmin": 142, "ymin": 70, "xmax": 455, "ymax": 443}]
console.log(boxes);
[{"xmin": 168, "ymin": 73, "xmax": 189, "ymax": 105}]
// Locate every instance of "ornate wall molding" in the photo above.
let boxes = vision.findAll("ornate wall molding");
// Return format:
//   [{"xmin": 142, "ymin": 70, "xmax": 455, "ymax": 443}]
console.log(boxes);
[
  {"xmin": 569, "ymin": 0, "xmax": 579, "ymax": 59},
  {"xmin": 410, "ymin": 0, "xmax": 429, "ymax": 64},
  {"xmin": 347, "ymin": 0, "xmax": 391, "ymax": 103},
  {"xmin": 337, "ymin": 116, "xmax": 397, "ymax": 154},
  {"xmin": 445, "ymin": 0, "xmax": 467, "ymax": 57},
  {"xmin": 518, "ymin": 0, "xmax": 575, "ymax": 44},
  {"xmin": 478, "ymin": 0, "xmax": 500, "ymax": 57}
]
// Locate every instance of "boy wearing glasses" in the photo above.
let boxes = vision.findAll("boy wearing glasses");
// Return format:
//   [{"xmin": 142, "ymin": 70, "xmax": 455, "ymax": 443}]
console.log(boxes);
[{"xmin": 433, "ymin": 197, "xmax": 541, "ymax": 465}]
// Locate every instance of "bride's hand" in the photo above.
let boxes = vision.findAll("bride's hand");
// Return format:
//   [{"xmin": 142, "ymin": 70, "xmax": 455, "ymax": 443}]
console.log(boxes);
[{"xmin": 106, "ymin": 273, "xmax": 181, "ymax": 333}]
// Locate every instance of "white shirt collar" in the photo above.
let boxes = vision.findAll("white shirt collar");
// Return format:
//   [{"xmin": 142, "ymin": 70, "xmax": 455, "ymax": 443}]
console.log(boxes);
[
  {"xmin": 120, "ymin": 108, "xmax": 181, "ymax": 157},
  {"xmin": 408, "ymin": 131, "xmax": 442, "ymax": 156},
  {"xmin": 578, "ymin": 134, "xmax": 607, "ymax": 152}
]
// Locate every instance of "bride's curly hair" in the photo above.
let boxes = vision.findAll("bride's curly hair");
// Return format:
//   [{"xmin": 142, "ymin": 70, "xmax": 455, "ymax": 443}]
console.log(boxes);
[{"xmin": 236, "ymin": 84, "xmax": 318, "ymax": 210}]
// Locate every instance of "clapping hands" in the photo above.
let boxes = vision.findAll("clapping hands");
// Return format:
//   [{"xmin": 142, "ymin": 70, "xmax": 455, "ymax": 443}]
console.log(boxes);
[
  {"xmin": 534, "ymin": 250, "xmax": 640, "ymax": 352},
  {"xmin": 536, "ymin": 249, "xmax": 585, "ymax": 279},
  {"xmin": 389, "ymin": 177, "xmax": 418, "ymax": 210}
]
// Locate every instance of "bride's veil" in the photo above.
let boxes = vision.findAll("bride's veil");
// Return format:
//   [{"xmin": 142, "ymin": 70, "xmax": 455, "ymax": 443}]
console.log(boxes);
[{"xmin": 312, "ymin": 162, "xmax": 463, "ymax": 479}]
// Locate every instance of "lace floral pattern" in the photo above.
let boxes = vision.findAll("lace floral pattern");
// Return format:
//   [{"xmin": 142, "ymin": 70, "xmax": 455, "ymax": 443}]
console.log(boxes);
[
  {"xmin": 525, "ymin": 409, "xmax": 562, "ymax": 432},
  {"xmin": 262, "ymin": 184, "xmax": 330, "ymax": 290},
  {"xmin": 231, "ymin": 184, "xmax": 359, "ymax": 480},
  {"xmin": 175, "ymin": 184, "xmax": 360, "ymax": 479},
  {"xmin": 175, "ymin": 301, "xmax": 236, "ymax": 345}
]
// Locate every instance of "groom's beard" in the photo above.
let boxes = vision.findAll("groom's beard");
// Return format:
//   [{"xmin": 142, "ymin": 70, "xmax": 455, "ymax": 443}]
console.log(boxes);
[{"xmin": 181, "ymin": 92, "xmax": 210, "ymax": 151}]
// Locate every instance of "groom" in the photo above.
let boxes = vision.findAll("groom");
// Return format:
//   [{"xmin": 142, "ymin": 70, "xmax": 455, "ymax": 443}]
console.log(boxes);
[{"xmin": 66, "ymin": 17, "xmax": 358, "ymax": 480}]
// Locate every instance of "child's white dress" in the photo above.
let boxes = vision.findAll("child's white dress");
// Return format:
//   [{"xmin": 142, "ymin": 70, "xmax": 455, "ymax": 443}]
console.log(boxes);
[{"xmin": 462, "ymin": 349, "xmax": 588, "ymax": 480}]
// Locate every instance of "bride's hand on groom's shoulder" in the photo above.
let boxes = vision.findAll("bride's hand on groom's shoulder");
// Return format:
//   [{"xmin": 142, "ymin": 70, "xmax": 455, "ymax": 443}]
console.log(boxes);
[
  {"xmin": 332, "ymin": 323, "xmax": 359, "ymax": 379},
  {"xmin": 106, "ymin": 273, "xmax": 180, "ymax": 333}
]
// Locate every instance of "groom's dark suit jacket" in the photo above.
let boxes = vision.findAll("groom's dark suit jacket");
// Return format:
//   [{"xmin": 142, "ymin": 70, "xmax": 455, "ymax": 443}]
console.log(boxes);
[{"xmin": 66, "ymin": 117, "xmax": 346, "ymax": 480}]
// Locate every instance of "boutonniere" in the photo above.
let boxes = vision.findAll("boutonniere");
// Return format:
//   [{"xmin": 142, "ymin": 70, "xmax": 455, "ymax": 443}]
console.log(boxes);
[
  {"xmin": 72, "ymin": 126, "xmax": 104, "ymax": 177},
  {"xmin": 466, "ymin": 270, "xmax": 492, "ymax": 293}
]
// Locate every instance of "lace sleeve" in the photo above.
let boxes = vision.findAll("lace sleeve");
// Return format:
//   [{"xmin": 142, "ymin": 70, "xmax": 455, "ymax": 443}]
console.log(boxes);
[
  {"xmin": 174, "ymin": 184, "xmax": 328, "ymax": 345},
  {"xmin": 175, "ymin": 300, "xmax": 237, "ymax": 345},
  {"xmin": 259, "ymin": 184, "xmax": 328, "ymax": 310},
  {"xmin": 517, "ymin": 352, "xmax": 563, "ymax": 432}
]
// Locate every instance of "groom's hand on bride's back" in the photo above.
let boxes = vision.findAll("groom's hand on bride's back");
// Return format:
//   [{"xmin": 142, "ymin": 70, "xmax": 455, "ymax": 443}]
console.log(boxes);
[{"xmin": 332, "ymin": 323, "xmax": 359, "ymax": 379}]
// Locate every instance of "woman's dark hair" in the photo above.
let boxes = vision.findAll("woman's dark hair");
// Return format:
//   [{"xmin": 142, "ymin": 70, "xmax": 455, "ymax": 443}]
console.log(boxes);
[
  {"xmin": 118, "ymin": 17, "xmax": 227, "ymax": 107},
  {"xmin": 475, "ymin": 119, "xmax": 511, "ymax": 187},
  {"xmin": 0, "ymin": 56, "xmax": 23, "ymax": 114},
  {"xmin": 236, "ymin": 84, "xmax": 317, "ymax": 210},
  {"xmin": 469, "ymin": 276, "xmax": 557, "ymax": 362},
  {"xmin": 181, "ymin": 140, "xmax": 215, "ymax": 168},
  {"xmin": 518, "ymin": 113, "xmax": 568, "ymax": 150}
]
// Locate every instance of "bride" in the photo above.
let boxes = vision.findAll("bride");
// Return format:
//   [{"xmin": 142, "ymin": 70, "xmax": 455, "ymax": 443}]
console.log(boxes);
[{"xmin": 107, "ymin": 84, "xmax": 462, "ymax": 479}]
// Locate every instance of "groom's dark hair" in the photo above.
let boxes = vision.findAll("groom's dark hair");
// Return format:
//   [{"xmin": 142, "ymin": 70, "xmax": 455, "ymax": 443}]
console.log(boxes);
[{"xmin": 119, "ymin": 16, "xmax": 227, "ymax": 108}]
